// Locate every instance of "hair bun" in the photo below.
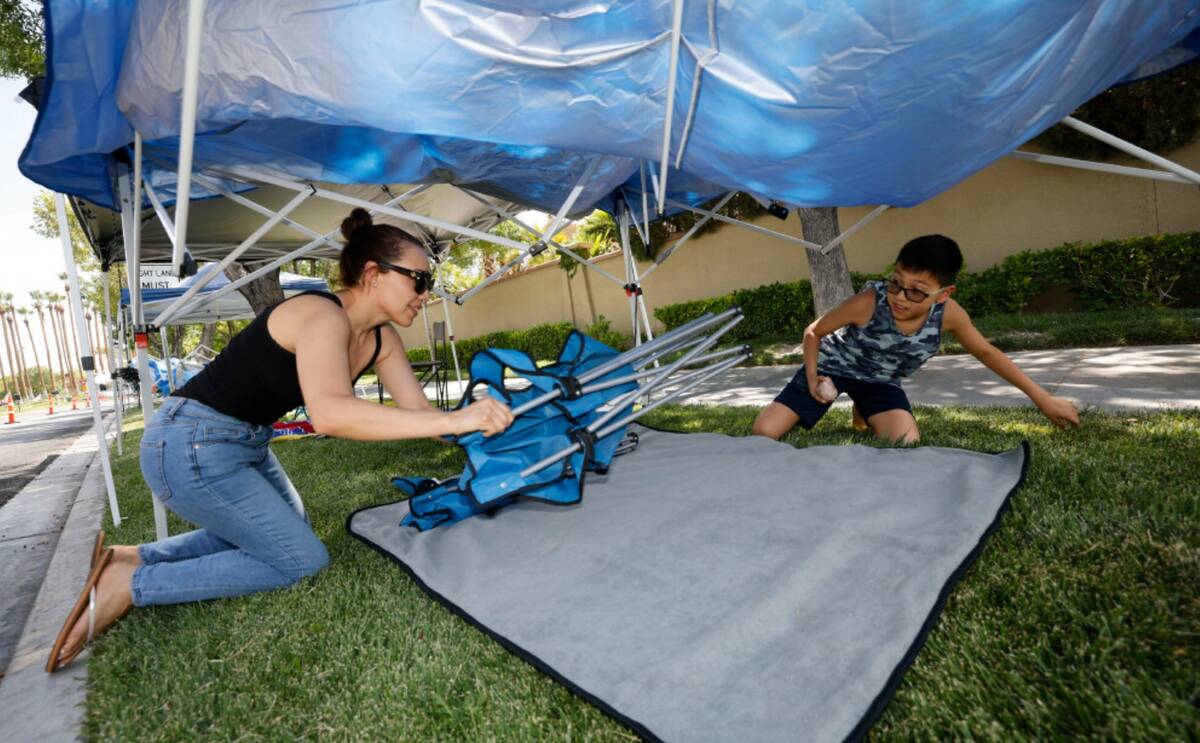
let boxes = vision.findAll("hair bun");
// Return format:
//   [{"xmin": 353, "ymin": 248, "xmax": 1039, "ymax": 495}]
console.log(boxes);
[{"xmin": 340, "ymin": 208, "xmax": 374, "ymax": 241}]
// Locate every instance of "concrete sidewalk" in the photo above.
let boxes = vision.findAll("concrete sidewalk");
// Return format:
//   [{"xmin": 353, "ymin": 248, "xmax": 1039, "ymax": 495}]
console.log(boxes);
[
  {"xmin": 0, "ymin": 416, "xmax": 115, "ymax": 742},
  {"xmin": 658, "ymin": 344, "xmax": 1200, "ymax": 411}
]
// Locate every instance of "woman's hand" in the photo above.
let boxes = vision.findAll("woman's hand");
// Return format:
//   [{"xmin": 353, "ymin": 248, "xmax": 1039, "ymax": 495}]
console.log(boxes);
[{"xmin": 453, "ymin": 397, "xmax": 515, "ymax": 437}]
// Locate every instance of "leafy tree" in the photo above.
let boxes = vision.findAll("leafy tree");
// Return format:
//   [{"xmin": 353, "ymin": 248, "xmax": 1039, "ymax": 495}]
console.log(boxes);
[{"xmin": 0, "ymin": 1, "xmax": 43, "ymax": 81}]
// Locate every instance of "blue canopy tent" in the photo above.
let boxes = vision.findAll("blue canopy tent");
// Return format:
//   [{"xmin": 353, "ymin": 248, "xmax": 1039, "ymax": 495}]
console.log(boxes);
[{"xmin": 20, "ymin": 0, "xmax": 1200, "ymax": 556}]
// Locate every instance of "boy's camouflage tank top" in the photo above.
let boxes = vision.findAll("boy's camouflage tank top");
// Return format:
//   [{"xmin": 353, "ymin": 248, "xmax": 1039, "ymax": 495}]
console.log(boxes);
[{"xmin": 817, "ymin": 280, "xmax": 944, "ymax": 386}]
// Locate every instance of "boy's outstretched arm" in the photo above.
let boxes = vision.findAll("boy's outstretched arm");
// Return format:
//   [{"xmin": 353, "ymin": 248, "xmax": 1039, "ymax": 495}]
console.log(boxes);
[{"xmin": 941, "ymin": 299, "xmax": 1081, "ymax": 429}]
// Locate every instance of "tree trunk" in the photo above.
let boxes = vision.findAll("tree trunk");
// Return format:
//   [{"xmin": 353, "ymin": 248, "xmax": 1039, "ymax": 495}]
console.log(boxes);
[
  {"xmin": 35, "ymin": 309, "xmax": 59, "ymax": 393},
  {"xmin": 797, "ymin": 207, "xmax": 855, "ymax": 316},
  {"xmin": 53, "ymin": 307, "xmax": 75, "ymax": 394},
  {"xmin": 63, "ymin": 291, "xmax": 82, "ymax": 391},
  {"xmin": 8, "ymin": 314, "xmax": 31, "ymax": 399},
  {"xmin": 0, "ymin": 309, "xmax": 22, "ymax": 398},
  {"xmin": 24, "ymin": 320, "xmax": 50, "ymax": 396},
  {"xmin": 199, "ymin": 323, "xmax": 216, "ymax": 353},
  {"xmin": 223, "ymin": 262, "xmax": 285, "ymax": 315},
  {"xmin": 49, "ymin": 307, "xmax": 68, "ymax": 393}
]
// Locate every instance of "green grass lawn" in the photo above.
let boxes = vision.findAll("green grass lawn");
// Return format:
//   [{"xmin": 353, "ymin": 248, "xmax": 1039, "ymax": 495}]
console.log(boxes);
[
  {"xmin": 741, "ymin": 307, "xmax": 1200, "ymax": 365},
  {"xmin": 87, "ymin": 404, "xmax": 1198, "ymax": 740}
]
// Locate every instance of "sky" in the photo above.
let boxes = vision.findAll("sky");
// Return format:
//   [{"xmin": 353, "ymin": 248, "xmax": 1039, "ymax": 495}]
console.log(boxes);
[{"xmin": 0, "ymin": 76, "xmax": 83, "ymax": 363}]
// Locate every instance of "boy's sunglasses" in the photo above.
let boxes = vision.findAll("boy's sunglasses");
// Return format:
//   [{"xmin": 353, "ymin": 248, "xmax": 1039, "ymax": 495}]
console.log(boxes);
[
  {"xmin": 885, "ymin": 277, "xmax": 944, "ymax": 304},
  {"xmin": 376, "ymin": 259, "xmax": 433, "ymax": 294}
]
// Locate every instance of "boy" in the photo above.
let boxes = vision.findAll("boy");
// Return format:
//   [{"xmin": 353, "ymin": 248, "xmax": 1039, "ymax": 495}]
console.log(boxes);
[{"xmin": 752, "ymin": 234, "xmax": 1080, "ymax": 443}]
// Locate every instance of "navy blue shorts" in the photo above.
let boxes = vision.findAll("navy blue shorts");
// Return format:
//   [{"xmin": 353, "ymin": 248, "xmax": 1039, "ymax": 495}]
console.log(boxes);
[{"xmin": 773, "ymin": 372, "xmax": 912, "ymax": 430}]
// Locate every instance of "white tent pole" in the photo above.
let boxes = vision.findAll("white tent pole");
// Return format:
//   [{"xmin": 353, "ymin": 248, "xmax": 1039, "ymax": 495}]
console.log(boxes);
[
  {"xmin": 118, "ymin": 160, "xmax": 169, "ymax": 540},
  {"xmin": 639, "ymin": 166, "xmax": 652, "ymax": 244},
  {"xmin": 657, "ymin": 0, "xmax": 685, "ymax": 214},
  {"xmin": 1062, "ymin": 116, "xmax": 1200, "ymax": 186},
  {"xmin": 170, "ymin": 0, "xmax": 207, "ymax": 278},
  {"xmin": 540, "ymin": 158, "xmax": 601, "ymax": 244},
  {"xmin": 56, "ymin": 193, "xmax": 121, "ymax": 527},
  {"xmin": 1009, "ymin": 150, "xmax": 1194, "ymax": 184},
  {"xmin": 212, "ymin": 165, "xmax": 534, "ymax": 251},
  {"xmin": 641, "ymin": 191, "xmax": 735, "ymax": 282},
  {"xmin": 159, "ymin": 328, "xmax": 174, "ymax": 392},
  {"xmin": 440, "ymin": 298, "xmax": 462, "ymax": 387},
  {"xmin": 187, "ymin": 172, "xmax": 333, "ymax": 241},
  {"xmin": 820, "ymin": 204, "xmax": 890, "ymax": 255},
  {"xmin": 674, "ymin": 0, "xmax": 720, "ymax": 169},
  {"xmin": 102, "ymin": 269, "xmax": 123, "ymax": 455},
  {"xmin": 460, "ymin": 189, "xmax": 627, "ymax": 287},
  {"xmin": 184, "ymin": 184, "xmax": 431, "ymax": 315},
  {"xmin": 153, "ymin": 188, "xmax": 313, "ymax": 326},
  {"xmin": 664, "ymin": 198, "xmax": 821, "ymax": 249},
  {"xmin": 618, "ymin": 206, "xmax": 641, "ymax": 345},
  {"xmin": 142, "ymin": 181, "xmax": 177, "ymax": 248}
]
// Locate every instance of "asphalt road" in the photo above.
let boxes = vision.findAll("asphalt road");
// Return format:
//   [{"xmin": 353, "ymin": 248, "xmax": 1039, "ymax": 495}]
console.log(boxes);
[{"xmin": 0, "ymin": 406, "xmax": 110, "ymax": 510}]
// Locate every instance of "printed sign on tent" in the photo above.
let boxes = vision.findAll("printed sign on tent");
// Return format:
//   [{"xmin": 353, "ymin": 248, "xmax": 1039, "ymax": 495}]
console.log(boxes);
[{"xmin": 139, "ymin": 264, "xmax": 181, "ymax": 290}]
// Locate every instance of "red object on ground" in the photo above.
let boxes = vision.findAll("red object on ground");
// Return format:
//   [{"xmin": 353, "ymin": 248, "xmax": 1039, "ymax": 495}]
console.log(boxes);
[
  {"xmin": 5, "ymin": 401, "xmax": 14, "ymax": 425},
  {"xmin": 47, "ymin": 394, "xmax": 55, "ymax": 416},
  {"xmin": 271, "ymin": 420, "xmax": 316, "ymax": 438},
  {"xmin": 135, "ymin": 332, "xmax": 149, "ymax": 349}
]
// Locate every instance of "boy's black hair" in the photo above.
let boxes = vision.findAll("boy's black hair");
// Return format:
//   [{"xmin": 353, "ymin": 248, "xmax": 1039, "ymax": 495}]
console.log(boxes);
[{"xmin": 895, "ymin": 234, "xmax": 963, "ymax": 287}]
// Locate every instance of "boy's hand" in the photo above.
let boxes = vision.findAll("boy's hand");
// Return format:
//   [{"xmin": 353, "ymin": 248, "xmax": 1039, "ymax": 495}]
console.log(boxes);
[
  {"xmin": 1039, "ymin": 396, "xmax": 1080, "ymax": 430},
  {"xmin": 810, "ymin": 375, "xmax": 838, "ymax": 404}
]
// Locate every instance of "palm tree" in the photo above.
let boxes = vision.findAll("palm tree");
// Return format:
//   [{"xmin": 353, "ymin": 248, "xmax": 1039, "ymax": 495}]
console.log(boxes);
[
  {"xmin": 51, "ymin": 298, "xmax": 79, "ymax": 394},
  {"xmin": 30, "ymin": 292, "xmax": 60, "ymax": 394},
  {"xmin": 61, "ymin": 278, "xmax": 83, "ymax": 391},
  {"xmin": 4, "ymin": 298, "xmax": 32, "ymax": 399},
  {"xmin": 0, "ymin": 297, "xmax": 24, "ymax": 399},
  {"xmin": 19, "ymin": 307, "xmax": 50, "ymax": 397},
  {"xmin": 45, "ymin": 293, "xmax": 70, "ymax": 393},
  {"xmin": 88, "ymin": 307, "xmax": 104, "ymax": 372}
]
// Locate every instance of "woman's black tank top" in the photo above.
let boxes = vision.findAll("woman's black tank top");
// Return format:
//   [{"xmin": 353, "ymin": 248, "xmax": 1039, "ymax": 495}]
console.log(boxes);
[{"xmin": 174, "ymin": 291, "xmax": 382, "ymax": 426}]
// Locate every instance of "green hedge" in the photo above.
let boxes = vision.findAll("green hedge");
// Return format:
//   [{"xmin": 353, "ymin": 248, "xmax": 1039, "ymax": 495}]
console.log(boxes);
[
  {"xmin": 406, "ymin": 316, "xmax": 629, "ymax": 366},
  {"xmin": 654, "ymin": 232, "xmax": 1200, "ymax": 336}
]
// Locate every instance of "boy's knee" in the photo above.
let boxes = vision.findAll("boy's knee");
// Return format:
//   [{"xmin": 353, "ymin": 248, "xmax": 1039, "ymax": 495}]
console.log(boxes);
[
  {"xmin": 752, "ymin": 403, "xmax": 796, "ymax": 440},
  {"xmin": 868, "ymin": 411, "xmax": 919, "ymax": 444},
  {"xmin": 751, "ymin": 417, "xmax": 781, "ymax": 439}
]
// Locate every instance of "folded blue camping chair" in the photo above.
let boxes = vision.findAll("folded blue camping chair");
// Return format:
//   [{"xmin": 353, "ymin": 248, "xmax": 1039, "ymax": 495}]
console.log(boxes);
[{"xmin": 400, "ymin": 331, "xmax": 637, "ymax": 530}]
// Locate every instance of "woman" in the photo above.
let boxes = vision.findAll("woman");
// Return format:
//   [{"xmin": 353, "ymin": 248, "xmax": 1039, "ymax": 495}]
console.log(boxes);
[{"xmin": 47, "ymin": 208, "xmax": 513, "ymax": 671}]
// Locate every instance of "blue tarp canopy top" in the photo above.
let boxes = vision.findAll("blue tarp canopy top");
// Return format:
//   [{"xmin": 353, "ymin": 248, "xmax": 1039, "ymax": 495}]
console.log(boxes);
[{"xmin": 19, "ymin": 1, "xmax": 1200, "ymax": 223}]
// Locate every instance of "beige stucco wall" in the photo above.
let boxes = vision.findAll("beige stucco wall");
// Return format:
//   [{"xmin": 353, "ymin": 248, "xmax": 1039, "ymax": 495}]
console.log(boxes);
[{"xmin": 400, "ymin": 140, "xmax": 1200, "ymax": 348}]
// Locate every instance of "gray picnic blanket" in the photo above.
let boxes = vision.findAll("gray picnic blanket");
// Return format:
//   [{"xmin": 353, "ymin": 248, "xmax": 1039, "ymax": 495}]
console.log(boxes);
[{"xmin": 348, "ymin": 425, "xmax": 1029, "ymax": 742}]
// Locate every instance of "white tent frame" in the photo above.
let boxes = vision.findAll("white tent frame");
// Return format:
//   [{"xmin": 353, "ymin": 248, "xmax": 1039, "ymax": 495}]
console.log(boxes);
[{"xmin": 61, "ymin": 7, "xmax": 1200, "ymax": 539}]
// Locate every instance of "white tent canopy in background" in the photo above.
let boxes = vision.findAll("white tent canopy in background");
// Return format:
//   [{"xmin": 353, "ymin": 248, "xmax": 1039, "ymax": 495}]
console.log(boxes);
[{"xmin": 122, "ymin": 267, "xmax": 329, "ymax": 325}]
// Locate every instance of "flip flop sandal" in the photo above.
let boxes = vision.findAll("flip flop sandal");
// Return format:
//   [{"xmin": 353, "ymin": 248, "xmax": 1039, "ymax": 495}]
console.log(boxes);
[
  {"xmin": 46, "ymin": 548, "xmax": 118, "ymax": 673},
  {"xmin": 90, "ymin": 530, "xmax": 106, "ymax": 570}
]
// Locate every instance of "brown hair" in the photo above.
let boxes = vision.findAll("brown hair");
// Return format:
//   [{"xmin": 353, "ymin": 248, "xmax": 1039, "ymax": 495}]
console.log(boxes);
[{"xmin": 338, "ymin": 208, "xmax": 424, "ymax": 286}]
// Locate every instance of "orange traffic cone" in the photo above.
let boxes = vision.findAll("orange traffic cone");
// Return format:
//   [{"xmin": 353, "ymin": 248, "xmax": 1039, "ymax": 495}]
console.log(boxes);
[
  {"xmin": 71, "ymin": 395, "xmax": 78, "ymax": 411},
  {"xmin": 5, "ymin": 393, "xmax": 14, "ymax": 425},
  {"xmin": 47, "ymin": 393, "xmax": 55, "ymax": 416}
]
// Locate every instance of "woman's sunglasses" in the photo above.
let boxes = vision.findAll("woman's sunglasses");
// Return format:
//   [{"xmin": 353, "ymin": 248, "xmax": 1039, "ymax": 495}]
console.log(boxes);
[{"xmin": 376, "ymin": 259, "xmax": 433, "ymax": 294}]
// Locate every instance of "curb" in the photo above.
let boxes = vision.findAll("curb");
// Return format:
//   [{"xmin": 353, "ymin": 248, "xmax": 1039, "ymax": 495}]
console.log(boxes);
[{"xmin": 0, "ymin": 415, "xmax": 116, "ymax": 742}]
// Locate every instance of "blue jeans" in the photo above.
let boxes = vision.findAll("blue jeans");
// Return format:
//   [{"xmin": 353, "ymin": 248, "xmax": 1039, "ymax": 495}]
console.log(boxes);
[{"xmin": 132, "ymin": 397, "xmax": 329, "ymax": 606}]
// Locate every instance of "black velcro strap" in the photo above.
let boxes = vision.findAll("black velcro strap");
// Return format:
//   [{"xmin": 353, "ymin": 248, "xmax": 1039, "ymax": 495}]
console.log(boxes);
[
  {"xmin": 558, "ymin": 375, "xmax": 584, "ymax": 400},
  {"xmin": 80, "ymin": 356, "xmax": 95, "ymax": 371},
  {"xmin": 569, "ymin": 427, "xmax": 598, "ymax": 465}
]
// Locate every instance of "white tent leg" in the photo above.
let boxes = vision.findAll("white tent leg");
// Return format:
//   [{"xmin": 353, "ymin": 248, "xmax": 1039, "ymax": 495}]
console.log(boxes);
[
  {"xmin": 1009, "ymin": 150, "xmax": 1195, "ymax": 184},
  {"xmin": 118, "ymin": 156, "xmax": 169, "ymax": 540},
  {"xmin": 821, "ymin": 204, "xmax": 890, "ymax": 255},
  {"xmin": 441, "ymin": 299, "xmax": 462, "ymax": 388},
  {"xmin": 640, "ymin": 191, "xmax": 735, "ymax": 282},
  {"xmin": 664, "ymin": 198, "xmax": 822, "ymax": 249},
  {"xmin": 1062, "ymin": 115, "xmax": 1200, "ymax": 186},
  {"xmin": 170, "ymin": 0, "xmax": 207, "ymax": 277},
  {"xmin": 56, "ymin": 194, "xmax": 121, "ymax": 527},
  {"xmin": 103, "ymin": 270, "xmax": 124, "ymax": 456},
  {"xmin": 656, "ymin": 0, "xmax": 685, "ymax": 213},
  {"xmin": 160, "ymin": 327, "xmax": 174, "ymax": 392},
  {"xmin": 617, "ymin": 206, "xmax": 643, "ymax": 345}
]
